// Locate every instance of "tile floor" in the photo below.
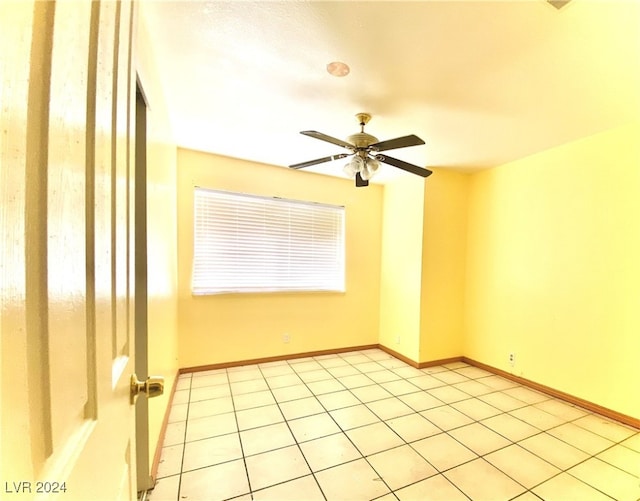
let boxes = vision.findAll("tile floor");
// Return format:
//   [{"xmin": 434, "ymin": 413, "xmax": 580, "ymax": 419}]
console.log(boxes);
[{"xmin": 148, "ymin": 349, "xmax": 640, "ymax": 501}]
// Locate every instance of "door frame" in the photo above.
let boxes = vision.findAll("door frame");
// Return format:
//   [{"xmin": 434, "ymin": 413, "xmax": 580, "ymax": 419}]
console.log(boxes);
[{"xmin": 134, "ymin": 78, "xmax": 151, "ymax": 494}]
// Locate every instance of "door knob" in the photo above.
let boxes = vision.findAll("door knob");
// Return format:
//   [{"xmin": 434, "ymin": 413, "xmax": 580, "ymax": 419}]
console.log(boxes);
[{"xmin": 130, "ymin": 374, "xmax": 164, "ymax": 403}]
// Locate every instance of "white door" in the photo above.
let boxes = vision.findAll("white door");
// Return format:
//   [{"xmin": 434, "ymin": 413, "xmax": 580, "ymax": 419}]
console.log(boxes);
[{"xmin": 1, "ymin": 1, "xmax": 139, "ymax": 499}]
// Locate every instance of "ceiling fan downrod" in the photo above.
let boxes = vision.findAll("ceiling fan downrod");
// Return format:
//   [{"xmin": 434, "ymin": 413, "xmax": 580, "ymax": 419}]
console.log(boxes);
[{"xmin": 356, "ymin": 112, "xmax": 371, "ymax": 132}]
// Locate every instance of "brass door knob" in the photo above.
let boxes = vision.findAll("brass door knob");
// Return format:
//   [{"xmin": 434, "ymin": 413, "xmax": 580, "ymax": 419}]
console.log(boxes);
[{"xmin": 130, "ymin": 374, "xmax": 164, "ymax": 403}]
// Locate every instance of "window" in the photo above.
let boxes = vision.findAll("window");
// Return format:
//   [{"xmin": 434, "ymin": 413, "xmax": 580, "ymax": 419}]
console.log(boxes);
[{"xmin": 192, "ymin": 188, "xmax": 345, "ymax": 294}]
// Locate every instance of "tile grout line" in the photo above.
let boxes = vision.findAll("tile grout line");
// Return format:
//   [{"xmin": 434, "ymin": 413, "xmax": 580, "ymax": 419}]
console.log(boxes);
[
  {"xmin": 254, "ymin": 358, "xmax": 329, "ymax": 500},
  {"xmin": 356, "ymin": 359, "xmax": 494, "ymax": 499},
  {"xmin": 282, "ymin": 351, "xmax": 402, "ymax": 498},
  {"xmin": 383, "ymin": 366, "xmax": 558, "ymax": 499},
  {"xmin": 159, "ymin": 349, "xmax": 640, "ymax": 501},
  {"xmin": 334, "ymin": 355, "xmax": 473, "ymax": 500},
  {"xmin": 226, "ymin": 367, "xmax": 255, "ymax": 499},
  {"xmin": 300, "ymin": 351, "xmax": 432, "ymax": 498},
  {"xmin": 179, "ymin": 390, "xmax": 629, "ymax": 500},
  {"xmin": 176, "ymin": 373, "xmax": 192, "ymax": 501},
  {"xmin": 310, "ymin": 352, "xmax": 406, "ymax": 497},
  {"xmin": 251, "ymin": 356, "xmax": 623, "ymax": 497},
  {"xmin": 306, "ymin": 351, "xmax": 415, "ymax": 497},
  {"xmin": 346, "ymin": 355, "xmax": 536, "ymax": 499},
  {"xmin": 323, "ymin": 357, "xmax": 633, "ymax": 499},
  {"xmin": 230, "ymin": 352, "xmax": 402, "ymax": 498},
  {"xmin": 398, "ymin": 371, "xmax": 588, "ymax": 498},
  {"xmin": 473, "ymin": 402, "xmax": 639, "ymax": 496},
  {"xmin": 404, "ymin": 368, "xmax": 635, "ymax": 500}
]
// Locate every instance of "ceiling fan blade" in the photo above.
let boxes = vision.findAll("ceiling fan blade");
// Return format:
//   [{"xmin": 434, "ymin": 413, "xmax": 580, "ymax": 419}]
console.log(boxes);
[
  {"xmin": 375, "ymin": 154, "xmax": 433, "ymax": 178},
  {"xmin": 355, "ymin": 171, "xmax": 369, "ymax": 187},
  {"xmin": 289, "ymin": 153, "xmax": 350, "ymax": 170},
  {"xmin": 301, "ymin": 131, "xmax": 355, "ymax": 150},
  {"xmin": 369, "ymin": 134, "xmax": 425, "ymax": 152}
]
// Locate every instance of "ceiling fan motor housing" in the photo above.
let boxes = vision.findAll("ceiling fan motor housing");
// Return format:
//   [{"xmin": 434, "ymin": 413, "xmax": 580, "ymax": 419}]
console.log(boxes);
[{"xmin": 347, "ymin": 132, "xmax": 379, "ymax": 149}]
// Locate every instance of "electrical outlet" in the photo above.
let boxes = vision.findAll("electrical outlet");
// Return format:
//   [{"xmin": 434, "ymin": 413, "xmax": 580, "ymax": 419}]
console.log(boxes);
[
  {"xmin": 395, "ymin": 335, "xmax": 400, "ymax": 345},
  {"xmin": 283, "ymin": 333, "xmax": 290, "ymax": 344},
  {"xmin": 509, "ymin": 353, "xmax": 515, "ymax": 366}
]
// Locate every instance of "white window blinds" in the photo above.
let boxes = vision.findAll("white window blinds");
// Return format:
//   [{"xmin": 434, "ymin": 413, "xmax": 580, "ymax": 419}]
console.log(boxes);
[{"xmin": 192, "ymin": 188, "xmax": 345, "ymax": 294}]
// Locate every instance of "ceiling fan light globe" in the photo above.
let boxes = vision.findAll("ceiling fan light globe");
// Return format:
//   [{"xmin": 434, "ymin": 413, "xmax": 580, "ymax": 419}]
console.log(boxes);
[
  {"xmin": 343, "ymin": 163, "xmax": 357, "ymax": 177},
  {"xmin": 367, "ymin": 158, "xmax": 380, "ymax": 174},
  {"xmin": 361, "ymin": 158, "xmax": 380, "ymax": 181},
  {"xmin": 343, "ymin": 156, "xmax": 363, "ymax": 177}
]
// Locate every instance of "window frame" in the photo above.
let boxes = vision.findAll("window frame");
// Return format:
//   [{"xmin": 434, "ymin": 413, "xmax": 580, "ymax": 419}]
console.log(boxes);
[{"xmin": 191, "ymin": 187, "xmax": 346, "ymax": 295}]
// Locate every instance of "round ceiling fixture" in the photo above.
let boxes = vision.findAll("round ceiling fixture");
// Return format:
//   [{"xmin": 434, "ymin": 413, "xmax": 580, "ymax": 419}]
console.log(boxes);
[{"xmin": 326, "ymin": 61, "xmax": 350, "ymax": 77}]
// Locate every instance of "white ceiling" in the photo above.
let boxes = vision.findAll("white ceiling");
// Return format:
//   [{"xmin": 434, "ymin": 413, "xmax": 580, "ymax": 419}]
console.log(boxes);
[{"xmin": 140, "ymin": 0, "xmax": 640, "ymax": 183}]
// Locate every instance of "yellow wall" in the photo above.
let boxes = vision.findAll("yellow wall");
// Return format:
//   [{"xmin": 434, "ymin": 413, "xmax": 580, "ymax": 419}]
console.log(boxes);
[
  {"xmin": 136, "ymin": 9, "xmax": 179, "ymax": 473},
  {"xmin": 465, "ymin": 123, "xmax": 640, "ymax": 418},
  {"xmin": 174, "ymin": 126, "xmax": 640, "ymax": 421},
  {"xmin": 378, "ymin": 169, "xmax": 469, "ymax": 365},
  {"xmin": 176, "ymin": 149, "xmax": 383, "ymax": 368},
  {"xmin": 420, "ymin": 169, "xmax": 469, "ymax": 362},
  {"xmin": 378, "ymin": 176, "xmax": 424, "ymax": 361}
]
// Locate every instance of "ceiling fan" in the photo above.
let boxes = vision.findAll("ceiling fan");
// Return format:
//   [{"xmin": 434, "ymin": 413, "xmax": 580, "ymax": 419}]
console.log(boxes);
[{"xmin": 289, "ymin": 113, "xmax": 433, "ymax": 187}]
